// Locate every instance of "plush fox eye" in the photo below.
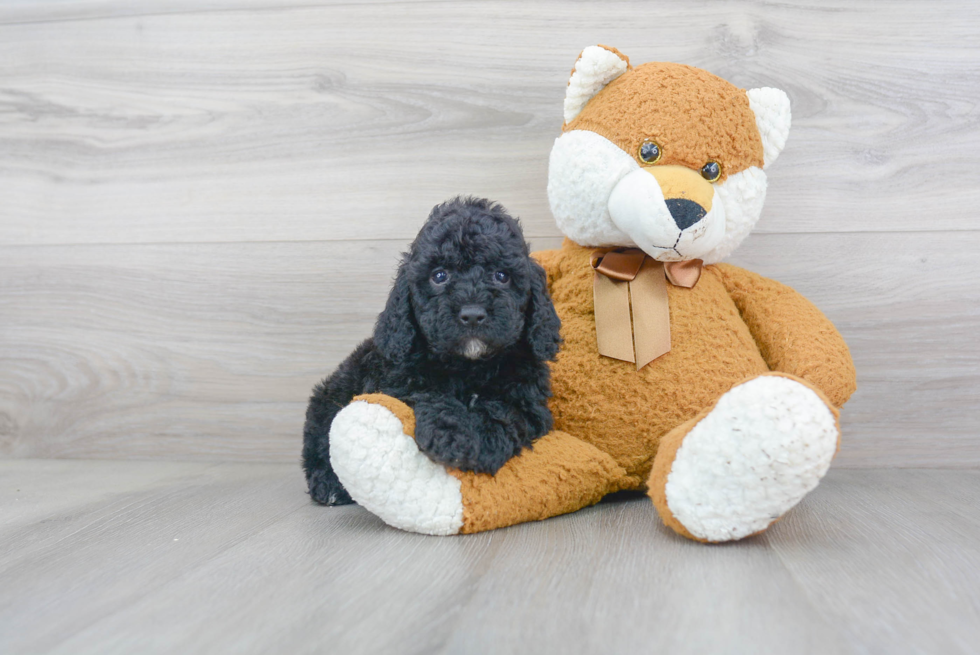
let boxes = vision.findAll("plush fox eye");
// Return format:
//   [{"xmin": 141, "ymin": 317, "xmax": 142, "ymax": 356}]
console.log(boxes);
[
  {"xmin": 638, "ymin": 140, "xmax": 662, "ymax": 164},
  {"xmin": 431, "ymin": 268, "xmax": 449, "ymax": 285},
  {"xmin": 493, "ymin": 271, "xmax": 510, "ymax": 284},
  {"xmin": 700, "ymin": 161, "xmax": 722, "ymax": 182}
]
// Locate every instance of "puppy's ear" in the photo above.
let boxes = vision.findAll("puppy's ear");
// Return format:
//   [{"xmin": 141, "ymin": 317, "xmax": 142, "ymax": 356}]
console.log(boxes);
[
  {"xmin": 525, "ymin": 261, "xmax": 562, "ymax": 361},
  {"xmin": 373, "ymin": 262, "xmax": 417, "ymax": 364}
]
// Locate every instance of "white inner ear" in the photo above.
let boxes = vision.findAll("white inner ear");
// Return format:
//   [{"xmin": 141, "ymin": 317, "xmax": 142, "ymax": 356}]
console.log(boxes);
[
  {"xmin": 564, "ymin": 46, "xmax": 629, "ymax": 124},
  {"xmin": 746, "ymin": 87, "xmax": 791, "ymax": 168}
]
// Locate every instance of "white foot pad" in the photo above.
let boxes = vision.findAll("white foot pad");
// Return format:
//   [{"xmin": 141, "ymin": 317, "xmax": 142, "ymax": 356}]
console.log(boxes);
[
  {"xmin": 329, "ymin": 401, "xmax": 464, "ymax": 535},
  {"xmin": 665, "ymin": 376, "xmax": 838, "ymax": 542}
]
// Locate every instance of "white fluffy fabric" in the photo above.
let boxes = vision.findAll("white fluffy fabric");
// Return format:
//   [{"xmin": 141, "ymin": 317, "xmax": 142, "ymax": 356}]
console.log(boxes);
[
  {"xmin": 608, "ymin": 167, "xmax": 728, "ymax": 262},
  {"xmin": 563, "ymin": 46, "xmax": 629, "ymax": 124},
  {"xmin": 746, "ymin": 87, "xmax": 791, "ymax": 168},
  {"xmin": 548, "ymin": 130, "xmax": 637, "ymax": 247},
  {"xmin": 699, "ymin": 166, "xmax": 768, "ymax": 264},
  {"xmin": 549, "ymin": 130, "xmax": 769, "ymax": 263},
  {"xmin": 664, "ymin": 376, "xmax": 838, "ymax": 542},
  {"xmin": 606, "ymin": 167, "xmax": 675, "ymax": 254},
  {"xmin": 329, "ymin": 401, "xmax": 464, "ymax": 536}
]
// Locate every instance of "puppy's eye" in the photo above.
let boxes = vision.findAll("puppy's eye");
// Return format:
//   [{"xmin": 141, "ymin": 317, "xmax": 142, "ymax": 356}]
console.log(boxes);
[
  {"xmin": 430, "ymin": 269, "xmax": 449, "ymax": 285},
  {"xmin": 638, "ymin": 139, "xmax": 662, "ymax": 164},
  {"xmin": 700, "ymin": 161, "xmax": 722, "ymax": 182},
  {"xmin": 493, "ymin": 271, "xmax": 510, "ymax": 284}
]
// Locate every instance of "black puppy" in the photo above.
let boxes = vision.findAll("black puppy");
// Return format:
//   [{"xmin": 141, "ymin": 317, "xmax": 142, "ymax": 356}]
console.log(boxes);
[{"xmin": 302, "ymin": 197, "xmax": 562, "ymax": 505}]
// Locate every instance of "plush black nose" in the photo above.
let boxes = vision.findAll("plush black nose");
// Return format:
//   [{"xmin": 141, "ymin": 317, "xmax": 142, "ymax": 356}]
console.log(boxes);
[
  {"xmin": 458, "ymin": 305, "xmax": 487, "ymax": 326},
  {"xmin": 665, "ymin": 198, "xmax": 707, "ymax": 230}
]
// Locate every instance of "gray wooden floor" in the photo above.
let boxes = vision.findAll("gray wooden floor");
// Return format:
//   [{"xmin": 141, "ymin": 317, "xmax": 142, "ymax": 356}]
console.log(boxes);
[{"xmin": 0, "ymin": 461, "xmax": 976, "ymax": 655}]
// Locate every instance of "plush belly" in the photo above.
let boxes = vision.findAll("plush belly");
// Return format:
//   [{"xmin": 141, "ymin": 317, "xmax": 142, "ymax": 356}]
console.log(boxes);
[{"xmin": 548, "ymin": 264, "xmax": 769, "ymax": 478}]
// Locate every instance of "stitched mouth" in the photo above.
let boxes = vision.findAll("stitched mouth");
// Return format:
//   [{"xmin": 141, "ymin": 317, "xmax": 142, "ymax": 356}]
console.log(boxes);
[{"xmin": 643, "ymin": 231, "xmax": 684, "ymax": 259}]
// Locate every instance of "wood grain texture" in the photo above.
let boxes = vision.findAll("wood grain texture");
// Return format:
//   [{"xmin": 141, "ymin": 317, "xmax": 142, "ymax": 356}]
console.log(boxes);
[
  {"xmin": 0, "ymin": 0, "xmax": 977, "ymax": 465},
  {"xmin": 0, "ymin": 461, "xmax": 977, "ymax": 654},
  {"xmin": 0, "ymin": 461, "xmax": 311, "ymax": 654},
  {"xmin": 1, "ymin": 232, "xmax": 977, "ymax": 465},
  {"xmin": 768, "ymin": 468, "xmax": 980, "ymax": 655},
  {"xmin": 0, "ymin": 458, "xmax": 218, "ymax": 531},
  {"xmin": 1, "ymin": 0, "xmax": 979, "ymax": 244}
]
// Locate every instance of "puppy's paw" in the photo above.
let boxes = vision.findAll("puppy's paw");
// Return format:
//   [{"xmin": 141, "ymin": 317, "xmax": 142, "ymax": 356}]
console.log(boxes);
[
  {"xmin": 307, "ymin": 468, "xmax": 354, "ymax": 506},
  {"xmin": 330, "ymin": 399, "xmax": 464, "ymax": 535},
  {"xmin": 414, "ymin": 405, "xmax": 521, "ymax": 474},
  {"xmin": 414, "ymin": 409, "xmax": 482, "ymax": 471}
]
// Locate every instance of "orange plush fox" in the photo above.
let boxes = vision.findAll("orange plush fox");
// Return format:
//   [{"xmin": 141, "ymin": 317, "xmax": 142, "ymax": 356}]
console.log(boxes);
[{"xmin": 329, "ymin": 46, "xmax": 856, "ymax": 542}]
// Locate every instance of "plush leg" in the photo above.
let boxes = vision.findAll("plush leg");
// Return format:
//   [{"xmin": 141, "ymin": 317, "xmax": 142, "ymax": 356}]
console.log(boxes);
[
  {"xmin": 648, "ymin": 373, "xmax": 840, "ymax": 543},
  {"xmin": 329, "ymin": 394, "xmax": 636, "ymax": 535}
]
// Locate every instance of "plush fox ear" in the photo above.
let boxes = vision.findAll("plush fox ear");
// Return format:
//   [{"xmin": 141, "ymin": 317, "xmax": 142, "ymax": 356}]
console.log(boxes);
[
  {"xmin": 563, "ymin": 45, "xmax": 631, "ymax": 125},
  {"xmin": 746, "ymin": 87, "xmax": 792, "ymax": 168}
]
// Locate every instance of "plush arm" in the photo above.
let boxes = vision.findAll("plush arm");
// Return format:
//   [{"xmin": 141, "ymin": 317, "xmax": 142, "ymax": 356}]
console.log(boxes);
[
  {"xmin": 531, "ymin": 248, "xmax": 563, "ymax": 289},
  {"xmin": 713, "ymin": 263, "xmax": 857, "ymax": 408}
]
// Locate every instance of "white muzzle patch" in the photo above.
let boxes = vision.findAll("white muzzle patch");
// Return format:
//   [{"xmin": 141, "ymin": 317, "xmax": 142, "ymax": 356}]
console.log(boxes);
[
  {"xmin": 462, "ymin": 339, "xmax": 488, "ymax": 360},
  {"xmin": 607, "ymin": 168, "xmax": 726, "ymax": 262},
  {"xmin": 547, "ymin": 130, "xmax": 771, "ymax": 265}
]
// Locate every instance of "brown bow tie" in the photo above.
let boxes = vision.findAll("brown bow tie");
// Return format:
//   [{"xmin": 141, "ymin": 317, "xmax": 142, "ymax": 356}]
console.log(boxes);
[{"xmin": 591, "ymin": 248, "xmax": 703, "ymax": 370}]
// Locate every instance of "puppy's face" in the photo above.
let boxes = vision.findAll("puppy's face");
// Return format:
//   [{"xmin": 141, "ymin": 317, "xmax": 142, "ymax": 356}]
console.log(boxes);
[
  {"xmin": 374, "ymin": 198, "xmax": 561, "ymax": 366},
  {"xmin": 407, "ymin": 208, "xmax": 533, "ymax": 360}
]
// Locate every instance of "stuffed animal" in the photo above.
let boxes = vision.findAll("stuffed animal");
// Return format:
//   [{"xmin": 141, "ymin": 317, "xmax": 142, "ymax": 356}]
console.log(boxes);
[{"xmin": 328, "ymin": 45, "xmax": 856, "ymax": 542}]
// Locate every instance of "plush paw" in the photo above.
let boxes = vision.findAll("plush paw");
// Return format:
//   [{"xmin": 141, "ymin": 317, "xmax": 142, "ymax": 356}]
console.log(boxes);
[
  {"xmin": 329, "ymin": 399, "xmax": 464, "ymax": 535},
  {"xmin": 653, "ymin": 375, "xmax": 839, "ymax": 542},
  {"xmin": 307, "ymin": 468, "xmax": 354, "ymax": 506}
]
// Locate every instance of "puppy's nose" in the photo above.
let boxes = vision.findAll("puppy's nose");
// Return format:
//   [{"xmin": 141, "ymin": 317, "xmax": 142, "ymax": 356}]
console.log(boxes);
[{"xmin": 458, "ymin": 305, "xmax": 487, "ymax": 327}]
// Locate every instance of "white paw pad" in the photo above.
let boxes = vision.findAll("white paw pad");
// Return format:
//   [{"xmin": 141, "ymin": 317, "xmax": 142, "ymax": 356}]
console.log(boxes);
[
  {"xmin": 665, "ymin": 376, "xmax": 838, "ymax": 542},
  {"xmin": 329, "ymin": 401, "xmax": 464, "ymax": 535}
]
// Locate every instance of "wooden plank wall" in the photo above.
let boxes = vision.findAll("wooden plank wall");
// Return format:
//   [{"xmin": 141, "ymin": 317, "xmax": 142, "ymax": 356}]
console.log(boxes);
[{"xmin": 1, "ymin": 0, "xmax": 978, "ymax": 466}]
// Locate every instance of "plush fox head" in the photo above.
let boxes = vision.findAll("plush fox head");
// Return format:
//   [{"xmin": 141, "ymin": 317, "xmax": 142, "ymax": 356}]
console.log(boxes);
[{"xmin": 547, "ymin": 46, "xmax": 791, "ymax": 263}]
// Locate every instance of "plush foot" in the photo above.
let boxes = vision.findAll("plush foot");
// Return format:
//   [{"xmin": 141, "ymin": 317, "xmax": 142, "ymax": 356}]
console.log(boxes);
[
  {"xmin": 330, "ymin": 395, "xmax": 636, "ymax": 536},
  {"xmin": 329, "ymin": 395, "xmax": 465, "ymax": 535},
  {"xmin": 649, "ymin": 374, "xmax": 840, "ymax": 543}
]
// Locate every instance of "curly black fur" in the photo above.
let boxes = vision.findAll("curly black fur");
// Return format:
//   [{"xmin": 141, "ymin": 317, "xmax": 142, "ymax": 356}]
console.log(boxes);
[{"xmin": 302, "ymin": 197, "xmax": 562, "ymax": 505}]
